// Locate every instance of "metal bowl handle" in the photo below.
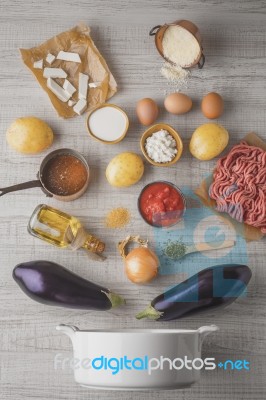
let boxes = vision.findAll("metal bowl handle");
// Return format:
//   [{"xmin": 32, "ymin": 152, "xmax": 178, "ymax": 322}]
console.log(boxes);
[
  {"xmin": 0, "ymin": 180, "xmax": 42, "ymax": 197},
  {"xmin": 149, "ymin": 25, "xmax": 161, "ymax": 36},
  {"xmin": 198, "ymin": 53, "xmax": 205, "ymax": 69}
]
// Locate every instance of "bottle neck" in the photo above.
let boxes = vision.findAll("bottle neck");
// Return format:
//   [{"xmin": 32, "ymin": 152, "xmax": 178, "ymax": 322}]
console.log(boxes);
[{"xmin": 82, "ymin": 234, "xmax": 105, "ymax": 254}]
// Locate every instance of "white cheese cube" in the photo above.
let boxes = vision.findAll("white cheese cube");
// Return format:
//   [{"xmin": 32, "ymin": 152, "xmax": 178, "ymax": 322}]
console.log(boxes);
[
  {"xmin": 63, "ymin": 79, "xmax": 76, "ymax": 96},
  {"xmin": 73, "ymin": 98, "xmax": 87, "ymax": 115},
  {"xmin": 43, "ymin": 68, "xmax": 67, "ymax": 79},
  {"xmin": 33, "ymin": 59, "xmax": 43, "ymax": 69},
  {"xmin": 78, "ymin": 73, "xmax": 89, "ymax": 99},
  {"xmin": 57, "ymin": 51, "xmax": 81, "ymax": 63},
  {"xmin": 68, "ymin": 99, "xmax": 76, "ymax": 107},
  {"xmin": 88, "ymin": 82, "xmax": 100, "ymax": 88},
  {"xmin": 47, "ymin": 78, "xmax": 71, "ymax": 102},
  {"xmin": 46, "ymin": 53, "xmax": 56, "ymax": 64}
]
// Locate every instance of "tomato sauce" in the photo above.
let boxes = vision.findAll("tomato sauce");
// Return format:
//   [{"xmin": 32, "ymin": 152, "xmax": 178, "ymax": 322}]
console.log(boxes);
[{"xmin": 139, "ymin": 182, "xmax": 185, "ymax": 227}]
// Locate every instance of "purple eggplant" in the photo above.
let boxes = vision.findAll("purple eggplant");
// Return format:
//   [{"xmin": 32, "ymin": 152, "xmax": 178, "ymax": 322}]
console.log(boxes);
[
  {"xmin": 13, "ymin": 260, "xmax": 125, "ymax": 310},
  {"xmin": 136, "ymin": 264, "xmax": 252, "ymax": 321}
]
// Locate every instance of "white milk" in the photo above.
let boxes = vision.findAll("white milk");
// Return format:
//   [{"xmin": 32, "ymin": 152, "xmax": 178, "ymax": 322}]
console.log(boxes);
[{"xmin": 88, "ymin": 106, "xmax": 128, "ymax": 142}]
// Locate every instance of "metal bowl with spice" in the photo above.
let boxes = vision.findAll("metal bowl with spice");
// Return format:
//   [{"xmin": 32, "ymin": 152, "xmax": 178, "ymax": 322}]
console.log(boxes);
[
  {"xmin": 39, "ymin": 148, "xmax": 90, "ymax": 201},
  {"xmin": 140, "ymin": 123, "xmax": 183, "ymax": 167},
  {"xmin": 0, "ymin": 148, "xmax": 90, "ymax": 202}
]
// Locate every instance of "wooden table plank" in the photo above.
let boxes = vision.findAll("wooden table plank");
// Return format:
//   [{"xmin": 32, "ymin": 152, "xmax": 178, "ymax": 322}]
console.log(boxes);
[{"xmin": 0, "ymin": 1, "xmax": 265, "ymax": 399}]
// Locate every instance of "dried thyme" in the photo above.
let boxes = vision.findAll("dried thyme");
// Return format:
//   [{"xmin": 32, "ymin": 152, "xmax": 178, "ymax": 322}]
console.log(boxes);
[{"xmin": 163, "ymin": 239, "xmax": 187, "ymax": 260}]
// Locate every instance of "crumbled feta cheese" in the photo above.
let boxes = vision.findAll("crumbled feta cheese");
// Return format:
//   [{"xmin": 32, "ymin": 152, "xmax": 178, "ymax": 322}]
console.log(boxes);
[
  {"xmin": 78, "ymin": 73, "xmax": 89, "ymax": 99},
  {"xmin": 145, "ymin": 129, "xmax": 177, "ymax": 163},
  {"xmin": 73, "ymin": 98, "xmax": 87, "ymax": 115},
  {"xmin": 88, "ymin": 82, "xmax": 100, "ymax": 88},
  {"xmin": 46, "ymin": 53, "xmax": 56, "ymax": 64},
  {"xmin": 57, "ymin": 51, "xmax": 81, "ymax": 63},
  {"xmin": 46, "ymin": 78, "xmax": 71, "ymax": 102},
  {"xmin": 68, "ymin": 99, "xmax": 76, "ymax": 107},
  {"xmin": 63, "ymin": 79, "xmax": 76, "ymax": 96},
  {"xmin": 33, "ymin": 59, "xmax": 43, "ymax": 69},
  {"xmin": 43, "ymin": 68, "xmax": 67, "ymax": 79}
]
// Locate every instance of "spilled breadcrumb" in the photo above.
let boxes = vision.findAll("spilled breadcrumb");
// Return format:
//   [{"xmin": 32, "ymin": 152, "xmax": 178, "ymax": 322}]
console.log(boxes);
[{"xmin": 105, "ymin": 207, "xmax": 131, "ymax": 229}]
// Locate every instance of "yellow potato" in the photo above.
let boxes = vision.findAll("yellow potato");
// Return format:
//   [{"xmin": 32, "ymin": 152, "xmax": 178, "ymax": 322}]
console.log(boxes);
[
  {"xmin": 6, "ymin": 116, "xmax": 54, "ymax": 154},
  {"xmin": 106, "ymin": 152, "xmax": 144, "ymax": 187},
  {"xmin": 189, "ymin": 123, "xmax": 229, "ymax": 161}
]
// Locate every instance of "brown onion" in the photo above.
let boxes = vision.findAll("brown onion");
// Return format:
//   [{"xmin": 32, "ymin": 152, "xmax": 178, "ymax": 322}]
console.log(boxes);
[
  {"xmin": 118, "ymin": 235, "xmax": 159, "ymax": 284},
  {"xmin": 125, "ymin": 247, "xmax": 159, "ymax": 284}
]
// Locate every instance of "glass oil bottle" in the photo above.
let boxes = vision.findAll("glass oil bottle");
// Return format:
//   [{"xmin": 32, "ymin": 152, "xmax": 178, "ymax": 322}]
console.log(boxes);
[{"xmin": 28, "ymin": 204, "xmax": 105, "ymax": 259}]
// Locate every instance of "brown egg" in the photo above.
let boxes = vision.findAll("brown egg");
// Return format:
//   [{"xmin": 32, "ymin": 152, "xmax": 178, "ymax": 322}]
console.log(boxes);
[
  {"xmin": 201, "ymin": 92, "xmax": 224, "ymax": 119},
  {"xmin": 136, "ymin": 98, "xmax": 159, "ymax": 126},
  {"xmin": 164, "ymin": 93, "xmax": 193, "ymax": 115}
]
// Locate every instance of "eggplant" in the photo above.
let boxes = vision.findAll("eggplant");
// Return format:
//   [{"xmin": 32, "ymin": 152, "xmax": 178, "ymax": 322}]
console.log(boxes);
[
  {"xmin": 136, "ymin": 264, "xmax": 252, "ymax": 321},
  {"xmin": 13, "ymin": 260, "xmax": 125, "ymax": 310}
]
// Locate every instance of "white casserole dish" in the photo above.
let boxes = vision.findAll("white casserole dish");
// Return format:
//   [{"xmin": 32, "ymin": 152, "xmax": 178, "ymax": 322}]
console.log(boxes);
[{"xmin": 56, "ymin": 324, "xmax": 218, "ymax": 390}]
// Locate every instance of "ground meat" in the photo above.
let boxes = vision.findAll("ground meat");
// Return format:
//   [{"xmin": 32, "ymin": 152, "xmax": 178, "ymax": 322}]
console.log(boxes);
[{"xmin": 209, "ymin": 141, "xmax": 266, "ymax": 234}]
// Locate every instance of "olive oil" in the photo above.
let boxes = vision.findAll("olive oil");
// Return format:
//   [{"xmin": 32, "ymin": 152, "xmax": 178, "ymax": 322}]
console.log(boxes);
[{"xmin": 28, "ymin": 204, "xmax": 105, "ymax": 255}]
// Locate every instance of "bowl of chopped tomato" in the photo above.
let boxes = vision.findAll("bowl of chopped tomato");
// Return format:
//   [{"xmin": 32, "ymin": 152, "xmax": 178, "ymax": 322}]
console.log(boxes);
[{"xmin": 138, "ymin": 181, "xmax": 186, "ymax": 228}]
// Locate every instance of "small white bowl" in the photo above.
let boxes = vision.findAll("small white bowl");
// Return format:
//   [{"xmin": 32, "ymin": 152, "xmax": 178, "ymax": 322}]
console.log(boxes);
[{"xmin": 86, "ymin": 103, "xmax": 129, "ymax": 145}]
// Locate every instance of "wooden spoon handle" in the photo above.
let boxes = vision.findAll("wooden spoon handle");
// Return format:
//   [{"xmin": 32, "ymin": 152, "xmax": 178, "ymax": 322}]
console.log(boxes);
[{"xmin": 195, "ymin": 240, "xmax": 235, "ymax": 252}]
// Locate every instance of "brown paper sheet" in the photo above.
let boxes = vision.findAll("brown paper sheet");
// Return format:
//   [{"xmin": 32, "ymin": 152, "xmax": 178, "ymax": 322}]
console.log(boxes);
[
  {"xmin": 20, "ymin": 23, "xmax": 117, "ymax": 118},
  {"xmin": 195, "ymin": 133, "xmax": 266, "ymax": 241}
]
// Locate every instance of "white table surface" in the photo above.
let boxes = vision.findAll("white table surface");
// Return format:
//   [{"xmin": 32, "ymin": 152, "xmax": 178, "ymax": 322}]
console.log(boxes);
[{"xmin": 0, "ymin": 1, "xmax": 266, "ymax": 399}]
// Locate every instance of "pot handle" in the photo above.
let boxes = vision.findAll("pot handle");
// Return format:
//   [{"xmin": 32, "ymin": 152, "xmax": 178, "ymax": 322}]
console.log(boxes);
[
  {"xmin": 149, "ymin": 25, "xmax": 161, "ymax": 36},
  {"xmin": 197, "ymin": 53, "xmax": 205, "ymax": 69},
  {"xmin": 56, "ymin": 324, "xmax": 79, "ymax": 340},
  {"xmin": 198, "ymin": 325, "xmax": 218, "ymax": 348},
  {"xmin": 0, "ymin": 180, "xmax": 42, "ymax": 197}
]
